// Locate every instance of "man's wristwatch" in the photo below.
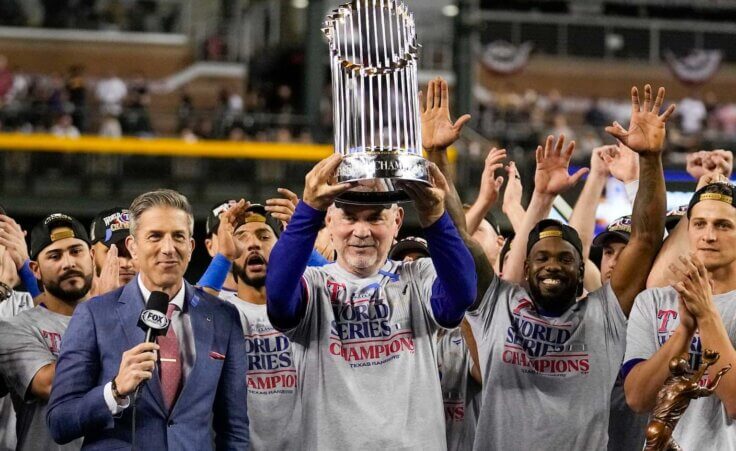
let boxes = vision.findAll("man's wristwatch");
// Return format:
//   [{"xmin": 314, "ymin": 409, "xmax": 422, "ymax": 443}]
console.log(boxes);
[{"xmin": 111, "ymin": 377, "xmax": 125, "ymax": 403}]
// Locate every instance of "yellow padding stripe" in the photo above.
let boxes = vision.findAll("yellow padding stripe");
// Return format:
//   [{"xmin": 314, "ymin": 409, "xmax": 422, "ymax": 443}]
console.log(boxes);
[
  {"xmin": 50, "ymin": 229, "xmax": 74, "ymax": 242},
  {"xmin": 539, "ymin": 230, "xmax": 563, "ymax": 239},
  {"xmin": 699, "ymin": 193, "xmax": 733, "ymax": 204},
  {"xmin": 0, "ymin": 133, "xmax": 457, "ymax": 162}
]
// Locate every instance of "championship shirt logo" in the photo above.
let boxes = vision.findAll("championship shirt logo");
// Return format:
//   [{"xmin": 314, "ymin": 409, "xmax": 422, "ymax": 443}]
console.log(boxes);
[
  {"xmin": 503, "ymin": 299, "xmax": 590, "ymax": 376},
  {"xmin": 328, "ymin": 281, "xmax": 415, "ymax": 368},
  {"xmin": 41, "ymin": 330, "xmax": 63, "ymax": 356},
  {"xmin": 656, "ymin": 309, "xmax": 706, "ymax": 379},
  {"xmin": 244, "ymin": 321, "xmax": 297, "ymax": 395},
  {"xmin": 443, "ymin": 391, "xmax": 465, "ymax": 423}
]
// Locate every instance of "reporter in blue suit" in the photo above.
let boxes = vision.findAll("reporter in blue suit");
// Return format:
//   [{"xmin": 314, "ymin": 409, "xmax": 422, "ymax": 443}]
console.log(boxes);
[{"xmin": 47, "ymin": 189, "xmax": 249, "ymax": 450}]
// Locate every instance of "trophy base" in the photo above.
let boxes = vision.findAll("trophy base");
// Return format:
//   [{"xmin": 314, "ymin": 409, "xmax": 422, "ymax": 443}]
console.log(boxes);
[{"xmin": 335, "ymin": 153, "xmax": 430, "ymax": 205}]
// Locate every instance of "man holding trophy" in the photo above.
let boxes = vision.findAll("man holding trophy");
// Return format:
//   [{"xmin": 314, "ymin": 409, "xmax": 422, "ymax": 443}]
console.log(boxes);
[{"xmin": 264, "ymin": 1, "xmax": 477, "ymax": 449}]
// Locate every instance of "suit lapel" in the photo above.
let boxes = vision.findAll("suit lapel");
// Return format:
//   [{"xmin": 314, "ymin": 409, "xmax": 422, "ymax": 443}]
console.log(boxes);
[
  {"xmin": 172, "ymin": 284, "xmax": 214, "ymax": 416},
  {"xmin": 115, "ymin": 280, "xmax": 167, "ymax": 416}
]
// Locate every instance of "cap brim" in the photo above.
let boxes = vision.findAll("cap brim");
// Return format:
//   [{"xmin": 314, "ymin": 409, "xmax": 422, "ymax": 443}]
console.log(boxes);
[
  {"xmin": 592, "ymin": 231, "xmax": 630, "ymax": 247},
  {"xmin": 101, "ymin": 230, "xmax": 129, "ymax": 247},
  {"xmin": 389, "ymin": 242, "xmax": 430, "ymax": 260}
]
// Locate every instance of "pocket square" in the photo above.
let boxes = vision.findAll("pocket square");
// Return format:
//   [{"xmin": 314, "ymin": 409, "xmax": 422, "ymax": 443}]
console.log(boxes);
[{"xmin": 209, "ymin": 351, "xmax": 226, "ymax": 360}]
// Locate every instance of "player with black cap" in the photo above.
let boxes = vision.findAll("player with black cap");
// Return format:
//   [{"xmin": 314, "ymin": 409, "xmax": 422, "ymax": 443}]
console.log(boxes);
[
  {"xmin": 89, "ymin": 207, "xmax": 136, "ymax": 291},
  {"xmin": 622, "ymin": 181, "xmax": 736, "ymax": 449},
  {"xmin": 593, "ymin": 215, "xmax": 632, "ymax": 285},
  {"xmin": 463, "ymin": 84, "xmax": 673, "ymax": 450},
  {"xmin": 0, "ymin": 213, "xmax": 92, "ymax": 451},
  {"xmin": 389, "ymin": 236, "xmax": 430, "ymax": 262}
]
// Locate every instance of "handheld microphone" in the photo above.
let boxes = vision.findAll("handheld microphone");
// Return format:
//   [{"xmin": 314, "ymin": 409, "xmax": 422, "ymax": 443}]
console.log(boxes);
[
  {"xmin": 134, "ymin": 291, "xmax": 170, "ymax": 399},
  {"xmin": 137, "ymin": 291, "xmax": 170, "ymax": 342}
]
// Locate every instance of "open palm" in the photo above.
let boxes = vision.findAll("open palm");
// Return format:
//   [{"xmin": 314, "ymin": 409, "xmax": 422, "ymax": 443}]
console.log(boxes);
[
  {"xmin": 421, "ymin": 77, "xmax": 471, "ymax": 151},
  {"xmin": 605, "ymin": 85, "xmax": 676, "ymax": 154},
  {"xmin": 534, "ymin": 135, "xmax": 588, "ymax": 195}
]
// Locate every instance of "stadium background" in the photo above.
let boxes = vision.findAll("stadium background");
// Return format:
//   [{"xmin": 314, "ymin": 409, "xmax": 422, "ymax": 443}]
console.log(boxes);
[{"xmin": 0, "ymin": 0, "xmax": 734, "ymax": 278}]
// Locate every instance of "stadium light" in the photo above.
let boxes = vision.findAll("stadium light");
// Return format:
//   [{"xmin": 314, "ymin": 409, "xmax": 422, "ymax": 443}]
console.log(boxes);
[
  {"xmin": 442, "ymin": 4, "xmax": 459, "ymax": 17},
  {"xmin": 291, "ymin": 0, "xmax": 309, "ymax": 9}
]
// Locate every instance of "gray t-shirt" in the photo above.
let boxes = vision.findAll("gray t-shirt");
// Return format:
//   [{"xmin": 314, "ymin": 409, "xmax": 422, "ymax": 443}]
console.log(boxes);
[
  {"xmin": 0, "ymin": 305, "xmax": 83, "ymax": 451},
  {"xmin": 280, "ymin": 260, "xmax": 446, "ymax": 450},
  {"xmin": 466, "ymin": 276, "xmax": 627, "ymax": 450},
  {"xmin": 222, "ymin": 293, "xmax": 299, "ymax": 451},
  {"xmin": 624, "ymin": 286, "xmax": 736, "ymax": 451},
  {"xmin": 0, "ymin": 291, "xmax": 33, "ymax": 451},
  {"xmin": 607, "ymin": 373, "xmax": 649, "ymax": 451},
  {"xmin": 436, "ymin": 327, "xmax": 481, "ymax": 451}
]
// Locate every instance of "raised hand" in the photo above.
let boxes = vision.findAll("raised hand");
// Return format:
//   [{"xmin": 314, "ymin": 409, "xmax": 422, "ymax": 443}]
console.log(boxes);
[
  {"xmin": 302, "ymin": 154, "xmax": 356, "ymax": 211},
  {"xmin": 601, "ymin": 141, "xmax": 639, "ymax": 184},
  {"xmin": 217, "ymin": 199, "xmax": 250, "ymax": 261},
  {"xmin": 605, "ymin": 84, "xmax": 675, "ymax": 154},
  {"xmin": 688, "ymin": 149, "xmax": 733, "ymax": 181},
  {"xmin": 687, "ymin": 151, "xmax": 711, "ymax": 181},
  {"xmin": 534, "ymin": 134, "xmax": 589, "ymax": 196},
  {"xmin": 590, "ymin": 145, "xmax": 613, "ymax": 178},
  {"xmin": 420, "ymin": 77, "xmax": 471, "ymax": 152},
  {"xmin": 697, "ymin": 172, "xmax": 730, "ymax": 191},
  {"xmin": 0, "ymin": 245, "xmax": 18, "ymax": 287},
  {"xmin": 397, "ymin": 163, "xmax": 447, "ymax": 228},
  {"xmin": 91, "ymin": 244, "xmax": 120, "ymax": 297},
  {"xmin": 709, "ymin": 149, "xmax": 733, "ymax": 177},
  {"xmin": 266, "ymin": 188, "xmax": 299, "ymax": 227},
  {"xmin": 0, "ymin": 214, "xmax": 29, "ymax": 270},
  {"xmin": 502, "ymin": 161, "xmax": 523, "ymax": 213},
  {"xmin": 477, "ymin": 148, "xmax": 507, "ymax": 207}
]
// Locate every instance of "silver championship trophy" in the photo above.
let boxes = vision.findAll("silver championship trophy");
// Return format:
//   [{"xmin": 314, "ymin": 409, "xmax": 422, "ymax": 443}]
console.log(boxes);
[{"xmin": 323, "ymin": 0, "xmax": 428, "ymax": 203}]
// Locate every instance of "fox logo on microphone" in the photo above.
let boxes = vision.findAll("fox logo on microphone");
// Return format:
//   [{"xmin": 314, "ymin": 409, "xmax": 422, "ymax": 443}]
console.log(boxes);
[{"xmin": 138, "ymin": 309, "xmax": 170, "ymax": 333}]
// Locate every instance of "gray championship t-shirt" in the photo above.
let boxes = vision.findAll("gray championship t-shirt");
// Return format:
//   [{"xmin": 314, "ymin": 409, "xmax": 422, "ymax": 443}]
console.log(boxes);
[
  {"xmin": 0, "ymin": 305, "xmax": 83, "ymax": 451},
  {"xmin": 436, "ymin": 327, "xmax": 482, "ymax": 451},
  {"xmin": 223, "ymin": 294, "xmax": 299, "ymax": 451},
  {"xmin": 624, "ymin": 286, "xmax": 736, "ymax": 451},
  {"xmin": 0, "ymin": 291, "xmax": 33, "ymax": 451},
  {"xmin": 281, "ymin": 260, "xmax": 447, "ymax": 450},
  {"xmin": 466, "ymin": 276, "xmax": 627, "ymax": 450}
]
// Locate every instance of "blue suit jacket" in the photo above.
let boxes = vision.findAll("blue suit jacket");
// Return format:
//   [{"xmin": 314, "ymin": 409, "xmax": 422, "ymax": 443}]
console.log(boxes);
[{"xmin": 46, "ymin": 280, "xmax": 249, "ymax": 450}]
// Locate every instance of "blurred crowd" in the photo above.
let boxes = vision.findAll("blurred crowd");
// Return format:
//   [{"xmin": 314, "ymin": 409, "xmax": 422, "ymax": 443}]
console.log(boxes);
[
  {"xmin": 0, "ymin": 0, "xmax": 181, "ymax": 33},
  {"xmin": 2, "ymin": 51, "xmax": 736, "ymax": 165},
  {"xmin": 472, "ymin": 87, "xmax": 736, "ymax": 164}
]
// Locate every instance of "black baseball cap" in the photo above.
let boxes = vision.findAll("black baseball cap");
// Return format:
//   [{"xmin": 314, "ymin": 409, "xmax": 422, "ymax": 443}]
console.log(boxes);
[
  {"xmin": 592, "ymin": 215, "xmax": 632, "ymax": 247},
  {"xmin": 30, "ymin": 213, "xmax": 90, "ymax": 259},
  {"xmin": 389, "ymin": 236, "xmax": 430, "ymax": 261},
  {"xmin": 527, "ymin": 219, "xmax": 583, "ymax": 258},
  {"xmin": 687, "ymin": 183, "xmax": 736, "ymax": 218},
  {"xmin": 234, "ymin": 204, "xmax": 283, "ymax": 238},
  {"xmin": 206, "ymin": 200, "xmax": 237, "ymax": 237},
  {"xmin": 90, "ymin": 207, "xmax": 130, "ymax": 247}
]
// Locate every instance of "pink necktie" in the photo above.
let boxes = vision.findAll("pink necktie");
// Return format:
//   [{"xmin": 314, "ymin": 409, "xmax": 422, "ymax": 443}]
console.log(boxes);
[{"xmin": 158, "ymin": 303, "xmax": 182, "ymax": 411}]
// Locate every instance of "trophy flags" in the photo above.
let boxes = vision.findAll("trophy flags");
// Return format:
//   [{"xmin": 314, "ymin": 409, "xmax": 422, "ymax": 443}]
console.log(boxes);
[{"xmin": 323, "ymin": 0, "xmax": 429, "ymax": 204}]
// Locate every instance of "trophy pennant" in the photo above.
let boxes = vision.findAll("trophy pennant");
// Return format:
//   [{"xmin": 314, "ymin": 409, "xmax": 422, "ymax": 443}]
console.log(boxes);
[{"xmin": 323, "ymin": 0, "xmax": 429, "ymax": 204}]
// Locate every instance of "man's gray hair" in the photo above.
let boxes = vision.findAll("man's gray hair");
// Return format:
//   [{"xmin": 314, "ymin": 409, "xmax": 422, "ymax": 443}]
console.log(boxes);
[{"xmin": 129, "ymin": 189, "xmax": 194, "ymax": 237}]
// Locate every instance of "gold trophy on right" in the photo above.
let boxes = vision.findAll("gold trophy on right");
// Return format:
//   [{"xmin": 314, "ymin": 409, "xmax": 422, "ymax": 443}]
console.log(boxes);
[{"xmin": 644, "ymin": 349, "xmax": 731, "ymax": 451}]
